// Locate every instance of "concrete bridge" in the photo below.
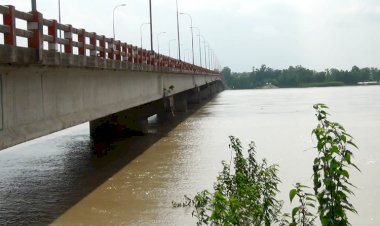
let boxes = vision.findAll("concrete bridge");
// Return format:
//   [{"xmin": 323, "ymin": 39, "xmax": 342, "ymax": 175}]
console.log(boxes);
[{"xmin": 0, "ymin": 5, "xmax": 224, "ymax": 151}]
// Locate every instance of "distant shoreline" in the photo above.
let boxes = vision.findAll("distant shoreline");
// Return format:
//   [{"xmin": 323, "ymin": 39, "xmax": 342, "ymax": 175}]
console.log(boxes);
[{"xmin": 228, "ymin": 82, "xmax": 380, "ymax": 90}]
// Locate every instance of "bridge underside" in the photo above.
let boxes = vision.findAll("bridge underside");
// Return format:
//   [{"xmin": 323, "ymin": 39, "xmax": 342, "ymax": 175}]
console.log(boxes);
[{"xmin": 0, "ymin": 62, "xmax": 223, "ymax": 151}]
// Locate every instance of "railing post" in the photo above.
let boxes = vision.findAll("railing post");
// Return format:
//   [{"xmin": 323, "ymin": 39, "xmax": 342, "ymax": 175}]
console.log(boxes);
[
  {"xmin": 122, "ymin": 43, "xmax": 127, "ymax": 61},
  {"xmin": 3, "ymin": 5, "xmax": 16, "ymax": 45},
  {"xmin": 48, "ymin": 19, "xmax": 57, "ymax": 51},
  {"xmin": 147, "ymin": 51, "xmax": 151, "ymax": 65},
  {"xmin": 64, "ymin": 25, "xmax": 73, "ymax": 53},
  {"xmin": 99, "ymin": 35, "xmax": 105, "ymax": 58},
  {"xmin": 127, "ymin": 45, "xmax": 133, "ymax": 62},
  {"xmin": 90, "ymin": 32, "xmax": 97, "ymax": 56},
  {"xmin": 151, "ymin": 51, "xmax": 156, "ymax": 66},
  {"xmin": 108, "ymin": 39, "xmax": 114, "ymax": 60},
  {"xmin": 137, "ymin": 48, "xmax": 142, "ymax": 64},
  {"xmin": 133, "ymin": 46, "xmax": 138, "ymax": 63},
  {"xmin": 78, "ymin": 29, "xmax": 86, "ymax": 55},
  {"xmin": 115, "ymin": 41, "xmax": 121, "ymax": 60},
  {"xmin": 27, "ymin": 10, "xmax": 43, "ymax": 61}
]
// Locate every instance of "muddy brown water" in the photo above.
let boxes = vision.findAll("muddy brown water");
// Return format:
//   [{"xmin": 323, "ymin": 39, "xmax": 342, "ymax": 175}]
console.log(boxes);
[{"xmin": 0, "ymin": 86, "xmax": 379, "ymax": 225}]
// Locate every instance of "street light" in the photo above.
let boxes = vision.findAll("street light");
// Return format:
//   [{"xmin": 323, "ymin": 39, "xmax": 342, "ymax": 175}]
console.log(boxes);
[
  {"xmin": 149, "ymin": 0, "xmax": 153, "ymax": 51},
  {"xmin": 58, "ymin": 0, "xmax": 62, "ymax": 52},
  {"xmin": 140, "ymin": 22, "xmax": 150, "ymax": 48},
  {"xmin": 113, "ymin": 3, "xmax": 126, "ymax": 40},
  {"xmin": 180, "ymin": 12, "xmax": 194, "ymax": 66},
  {"xmin": 157, "ymin": 32, "xmax": 166, "ymax": 54},
  {"xmin": 205, "ymin": 42, "xmax": 210, "ymax": 69},
  {"xmin": 168, "ymin": 39, "xmax": 176, "ymax": 58},
  {"xmin": 192, "ymin": 27, "xmax": 202, "ymax": 67},
  {"xmin": 176, "ymin": 0, "xmax": 181, "ymax": 60},
  {"xmin": 207, "ymin": 44, "xmax": 212, "ymax": 70},
  {"xmin": 199, "ymin": 35, "xmax": 207, "ymax": 69},
  {"xmin": 31, "ymin": 0, "xmax": 37, "ymax": 11}
]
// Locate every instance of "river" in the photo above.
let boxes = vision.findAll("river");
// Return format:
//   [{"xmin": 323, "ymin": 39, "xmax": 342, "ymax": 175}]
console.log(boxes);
[{"xmin": 0, "ymin": 86, "xmax": 379, "ymax": 225}]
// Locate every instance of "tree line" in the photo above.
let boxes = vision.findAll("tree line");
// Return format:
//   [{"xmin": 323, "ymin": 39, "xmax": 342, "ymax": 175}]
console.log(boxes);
[{"xmin": 222, "ymin": 65, "xmax": 380, "ymax": 89}]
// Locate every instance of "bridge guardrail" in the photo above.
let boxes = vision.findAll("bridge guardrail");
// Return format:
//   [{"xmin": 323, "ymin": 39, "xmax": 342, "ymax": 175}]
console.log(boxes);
[{"xmin": 0, "ymin": 5, "xmax": 219, "ymax": 76}]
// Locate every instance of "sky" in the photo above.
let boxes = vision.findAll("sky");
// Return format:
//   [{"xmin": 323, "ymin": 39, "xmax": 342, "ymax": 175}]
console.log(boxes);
[{"xmin": 1, "ymin": 0, "xmax": 380, "ymax": 72}]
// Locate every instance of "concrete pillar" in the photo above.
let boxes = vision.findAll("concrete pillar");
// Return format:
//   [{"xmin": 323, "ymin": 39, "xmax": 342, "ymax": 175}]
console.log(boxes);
[
  {"xmin": 210, "ymin": 83, "xmax": 215, "ymax": 96},
  {"xmin": 200, "ymin": 86, "xmax": 211, "ymax": 100},
  {"xmin": 89, "ymin": 98, "xmax": 169, "ymax": 141},
  {"xmin": 90, "ymin": 32, "xmax": 97, "ymax": 57},
  {"xmin": 78, "ymin": 29, "xmax": 86, "ymax": 56},
  {"xmin": 0, "ymin": 75, "xmax": 3, "ymax": 131},
  {"xmin": 99, "ymin": 35, "xmax": 106, "ymax": 58},
  {"xmin": 174, "ymin": 95, "xmax": 188, "ymax": 112},
  {"xmin": 27, "ymin": 10, "xmax": 43, "ymax": 62},
  {"xmin": 188, "ymin": 86, "xmax": 201, "ymax": 104},
  {"xmin": 3, "ymin": 5, "xmax": 16, "ymax": 46},
  {"xmin": 64, "ymin": 25, "xmax": 73, "ymax": 54},
  {"xmin": 157, "ymin": 95, "xmax": 175, "ymax": 119},
  {"xmin": 90, "ymin": 110, "xmax": 148, "ymax": 140}
]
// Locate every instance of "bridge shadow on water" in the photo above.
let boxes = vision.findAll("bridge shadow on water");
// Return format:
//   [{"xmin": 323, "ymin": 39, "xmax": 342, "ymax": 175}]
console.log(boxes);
[{"xmin": 0, "ymin": 101, "xmax": 209, "ymax": 226}]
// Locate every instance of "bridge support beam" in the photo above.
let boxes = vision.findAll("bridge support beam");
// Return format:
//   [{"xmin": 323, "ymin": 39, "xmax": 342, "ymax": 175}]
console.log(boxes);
[
  {"xmin": 89, "ymin": 99, "xmax": 165, "ymax": 140},
  {"xmin": 174, "ymin": 94, "xmax": 188, "ymax": 112},
  {"xmin": 90, "ymin": 111, "xmax": 148, "ymax": 140},
  {"xmin": 188, "ymin": 86, "xmax": 201, "ymax": 104},
  {"xmin": 200, "ymin": 85, "xmax": 212, "ymax": 100}
]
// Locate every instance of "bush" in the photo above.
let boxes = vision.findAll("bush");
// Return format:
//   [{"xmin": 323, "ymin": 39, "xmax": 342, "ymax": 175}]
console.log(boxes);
[{"xmin": 173, "ymin": 104, "xmax": 359, "ymax": 226}]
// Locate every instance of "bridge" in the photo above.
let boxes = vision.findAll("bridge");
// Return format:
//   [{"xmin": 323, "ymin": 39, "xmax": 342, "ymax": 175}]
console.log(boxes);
[{"xmin": 0, "ymin": 5, "xmax": 224, "ymax": 151}]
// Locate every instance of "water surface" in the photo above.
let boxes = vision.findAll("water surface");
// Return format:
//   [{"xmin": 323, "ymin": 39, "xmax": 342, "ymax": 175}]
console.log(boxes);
[{"xmin": 0, "ymin": 86, "xmax": 379, "ymax": 225}]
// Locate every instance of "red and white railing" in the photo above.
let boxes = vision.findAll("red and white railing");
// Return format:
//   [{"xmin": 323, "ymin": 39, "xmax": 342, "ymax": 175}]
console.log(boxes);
[{"xmin": 0, "ymin": 5, "xmax": 216, "ymax": 75}]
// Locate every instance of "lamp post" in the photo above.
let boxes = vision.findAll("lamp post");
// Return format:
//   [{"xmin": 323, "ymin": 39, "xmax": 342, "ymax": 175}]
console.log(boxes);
[
  {"xmin": 157, "ymin": 32, "xmax": 166, "ymax": 54},
  {"xmin": 205, "ymin": 43, "xmax": 210, "ymax": 69},
  {"xmin": 199, "ymin": 35, "xmax": 207, "ymax": 69},
  {"xmin": 208, "ymin": 45, "xmax": 212, "ymax": 70},
  {"xmin": 149, "ymin": 0, "xmax": 153, "ymax": 51},
  {"xmin": 31, "ymin": 0, "xmax": 37, "ymax": 11},
  {"xmin": 140, "ymin": 22, "xmax": 150, "ymax": 48},
  {"xmin": 180, "ymin": 12, "xmax": 194, "ymax": 66},
  {"xmin": 192, "ymin": 27, "xmax": 202, "ymax": 67},
  {"xmin": 168, "ymin": 39, "xmax": 176, "ymax": 58},
  {"xmin": 113, "ymin": 4, "xmax": 126, "ymax": 40},
  {"xmin": 58, "ymin": 0, "xmax": 62, "ymax": 52},
  {"xmin": 176, "ymin": 0, "xmax": 181, "ymax": 60}
]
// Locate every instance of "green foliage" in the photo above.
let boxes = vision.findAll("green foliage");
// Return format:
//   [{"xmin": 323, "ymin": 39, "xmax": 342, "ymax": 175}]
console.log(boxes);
[
  {"xmin": 222, "ymin": 65, "xmax": 380, "ymax": 89},
  {"xmin": 311, "ymin": 103, "xmax": 360, "ymax": 225},
  {"xmin": 174, "ymin": 104, "xmax": 360, "ymax": 226},
  {"xmin": 289, "ymin": 183, "xmax": 316, "ymax": 226},
  {"xmin": 174, "ymin": 136, "xmax": 283, "ymax": 225}
]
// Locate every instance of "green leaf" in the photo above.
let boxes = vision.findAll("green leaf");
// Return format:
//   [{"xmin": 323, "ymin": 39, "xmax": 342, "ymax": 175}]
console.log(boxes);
[
  {"xmin": 330, "ymin": 146, "xmax": 339, "ymax": 154},
  {"xmin": 344, "ymin": 153, "xmax": 351, "ymax": 164},
  {"xmin": 342, "ymin": 135, "xmax": 347, "ymax": 142},
  {"xmin": 292, "ymin": 207, "xmax": 300, "ymax": 218},
  {"xmin": 339, "ymin": 169, "xmax": 350, "ymax": 178},
  {"xmin": 289, "ymin": 189, "xmax": 297, "ymax": 202},
  {"xmin": 348, "ymin": 140, "xmax": 358, "ymax": 149}
]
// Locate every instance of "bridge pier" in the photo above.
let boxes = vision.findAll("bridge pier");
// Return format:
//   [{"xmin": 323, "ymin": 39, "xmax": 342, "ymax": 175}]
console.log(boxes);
[
  {"xmin": 188, "ymin": 86, "xmax": 201, "ymax": 104},
  {"xmin": 174, "ymin": 94, "xmax": 188, "ymax": 112},
  {"xmin": 200, "ymin": 85, "xmax": 212, "ymax": 100},
  {"xmin": 90, "ymin": 111, "xmax": 148, "ymax": 140},
  {"xmin": 89, "ymin": 99, "xmax": 166, "ymax": 140}
]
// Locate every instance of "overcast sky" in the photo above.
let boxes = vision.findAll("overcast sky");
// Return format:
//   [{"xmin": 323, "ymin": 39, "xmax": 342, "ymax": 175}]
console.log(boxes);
[{"xmin": 2, "ymin": 0, "xmax": 380, "ymax": 72}]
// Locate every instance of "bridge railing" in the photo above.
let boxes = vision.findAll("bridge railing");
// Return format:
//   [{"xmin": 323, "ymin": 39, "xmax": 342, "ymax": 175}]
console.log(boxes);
[{"xmin": 0, "ymin": 5, "xmax": 216, "ymax": 75}]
